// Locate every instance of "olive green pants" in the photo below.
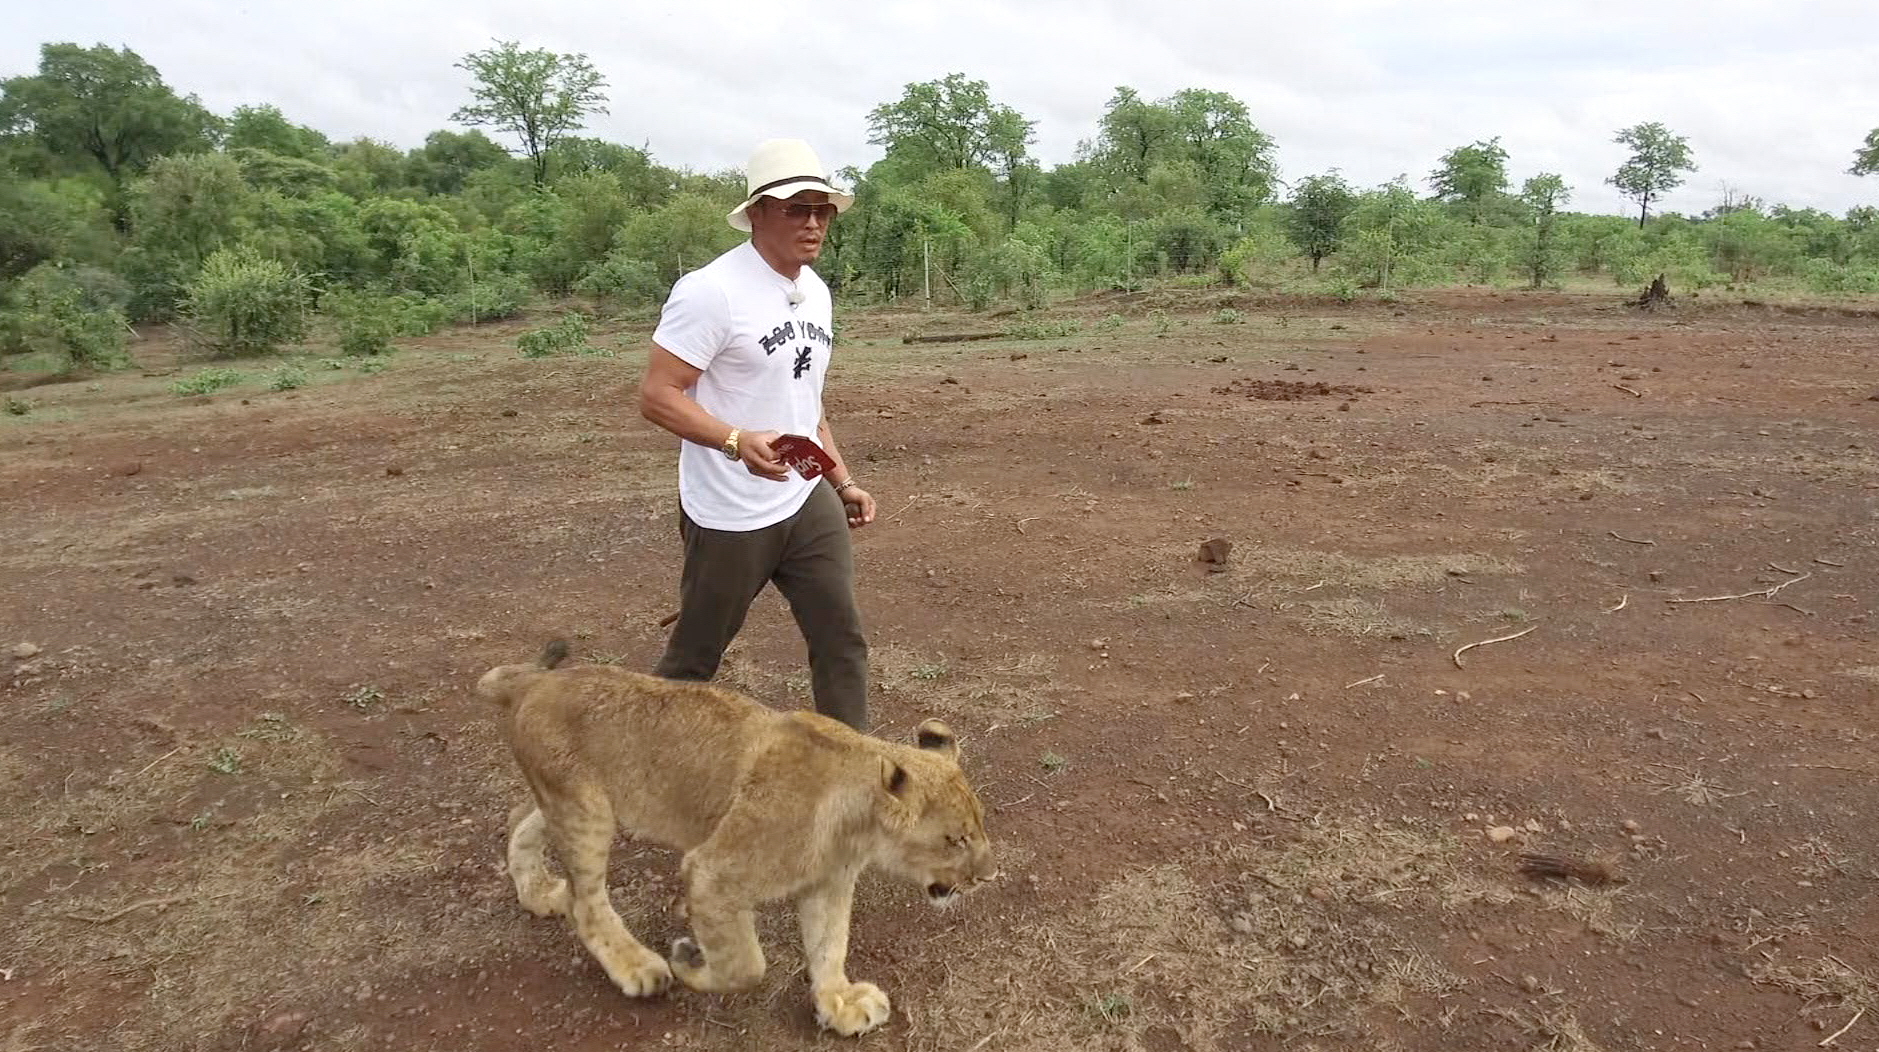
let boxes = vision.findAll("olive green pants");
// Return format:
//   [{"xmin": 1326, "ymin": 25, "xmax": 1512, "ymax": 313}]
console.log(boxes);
[{"xmin": 653, "ymin": 483, "xmax": 870, "ymax": 731}]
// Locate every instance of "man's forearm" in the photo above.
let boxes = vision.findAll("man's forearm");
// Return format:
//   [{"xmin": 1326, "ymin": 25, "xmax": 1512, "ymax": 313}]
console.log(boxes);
[
  {"xmin": 642, "ymin": 385, "xmax": 735, "ymax": 451},
  {"xmin": 816, "ymin": 418, "xmax": 853, "ymax": 483}
]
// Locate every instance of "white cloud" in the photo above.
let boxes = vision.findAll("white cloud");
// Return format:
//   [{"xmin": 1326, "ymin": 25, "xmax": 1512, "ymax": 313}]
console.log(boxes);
[{"xmin": 6, "ymin": 0, "xmax": 1876, "ymax": 214}]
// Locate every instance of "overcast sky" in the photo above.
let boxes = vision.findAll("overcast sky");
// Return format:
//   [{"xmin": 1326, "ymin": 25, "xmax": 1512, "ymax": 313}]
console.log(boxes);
[{"xmin": 8, "ymin": 0, "xmax": 1877, "ymax": 217}]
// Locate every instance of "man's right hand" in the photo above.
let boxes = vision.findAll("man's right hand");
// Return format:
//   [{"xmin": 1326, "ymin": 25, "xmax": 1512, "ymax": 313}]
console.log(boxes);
[{"xmin": 737, "ymin": 429, "xmax": 791, "ymax": 481}]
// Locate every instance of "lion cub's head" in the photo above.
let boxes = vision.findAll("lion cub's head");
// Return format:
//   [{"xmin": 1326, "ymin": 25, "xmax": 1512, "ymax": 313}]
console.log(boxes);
[{"xmin": 876, "ymin": 719, "xmax": 997, "ymax": 907}]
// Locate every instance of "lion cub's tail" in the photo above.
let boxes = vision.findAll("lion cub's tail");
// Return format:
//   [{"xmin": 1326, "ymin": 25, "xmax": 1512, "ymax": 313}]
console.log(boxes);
[{"xmin": 476, "ymin": 638, "xmax": 573, "ymax": 709}]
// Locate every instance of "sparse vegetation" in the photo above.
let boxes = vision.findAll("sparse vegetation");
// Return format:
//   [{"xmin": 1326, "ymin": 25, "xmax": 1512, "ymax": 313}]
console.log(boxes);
[{"xmin": 169, "ymin": 367, "xmax": 245, "ymax": 395}]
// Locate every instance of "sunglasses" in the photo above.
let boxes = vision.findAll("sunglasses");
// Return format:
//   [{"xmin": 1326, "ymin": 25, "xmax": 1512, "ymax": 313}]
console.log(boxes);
[{"xmin": 773, "ymin": 201, "xmax": 838, "ymax": 223}]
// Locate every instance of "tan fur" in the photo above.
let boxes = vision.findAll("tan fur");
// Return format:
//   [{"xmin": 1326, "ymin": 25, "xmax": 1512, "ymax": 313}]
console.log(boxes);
[{"xmin": 477, "ymin": 641, "xmax": 996, "ymax": 1037}]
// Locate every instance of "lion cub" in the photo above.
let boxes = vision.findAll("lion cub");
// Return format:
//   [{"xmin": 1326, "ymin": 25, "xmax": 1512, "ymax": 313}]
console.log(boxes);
[{"xmin": 477, "ymin": 641, "xmax": 996, "ymax": 1037}]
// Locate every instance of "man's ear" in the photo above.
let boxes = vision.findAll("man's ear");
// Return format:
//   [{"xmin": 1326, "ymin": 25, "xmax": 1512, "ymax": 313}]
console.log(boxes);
[{"xmin": 915, "ymin": 718, "xmax": 959, "ymax": 762}]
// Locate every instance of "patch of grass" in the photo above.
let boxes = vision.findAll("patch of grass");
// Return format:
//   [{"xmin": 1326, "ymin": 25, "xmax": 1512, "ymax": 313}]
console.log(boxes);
[
  {"xmin": 1039, "ymin": 750, "xmax": 1068, "ymax": 773},
  {"xmin": 170, "ymin": 368, "xmax": 246, "ymax": 396},
  {"xmin": 218, "ymin": 486, "xmax": 276, "ymax": 502},
  {"xmin": 1090, "ymin": 992, "xmax": 1132, "ymax": 1024},
  {"xmin": 358, "ymin": 358, "xmax": 389, "ymax": 374},
  {"xmin": 1750, "ymin": 954, "xmax": 1877, "ymax": 1028},
  {"xmin": 1299, "ymin": 597, "xmax": 1424, "ymax": 639},
  {"xmin": 206, "ymin": 747, "xmax": 242, "ymax": 775},
  {"xmin": 1170, "ymin": 478, "xmax": 1195, "ymax": 491},
  {"xmin": 1213, "ymin": 308, "xmax": 1244, "ymax": 325},
  {"xmin": 1095, "ymin": 312, "xmax": 1125, "ymax": 333},
  {"xmin": 5, "ymin": 396, "xmax": 32, "ymax": 416},
  {"xmin": 1007, "ymin": 317, "xmax": 1081, "ymax": 340},
  {"xmin": 238, "ymin": 712, "xmax": 301, "ymax": 743},
  {"xmin": 517, "ymin": 312, "xmax": 593, "ymax": 358},
  {"xmin": 1486, "ymin": 1008, "xmax": 1609, "ymax": 1052},
  {"xmin": 342, "ymin": 684, "xmax": 385, "ymax": 710},
  {"xmin": 910, "ymin": 661, "xmax": 949, "ymax": 681}
]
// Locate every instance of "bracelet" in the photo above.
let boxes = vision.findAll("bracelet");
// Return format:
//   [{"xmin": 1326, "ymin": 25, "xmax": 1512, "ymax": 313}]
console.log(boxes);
[
  {"xmin": 832, "ymin": 477, "xmax": 858, "ymax": 494},
  {"xmin": 721, "ymin": 427, "xmax": 741, "ymax": 461}
]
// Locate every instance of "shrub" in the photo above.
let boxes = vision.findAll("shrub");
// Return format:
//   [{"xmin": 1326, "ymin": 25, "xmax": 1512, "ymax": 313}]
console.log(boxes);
[
  {"xmin": 170, "ymin": 368, "xmax": 246, "ymax": 395},
  {"xmin": 516, "ymin": 312, "xmax": 592, "ymax": 358},
  {"xmin": 185, "ymin": 248, "xmax": 311, "ymax": 356},
  {"xmin": 0, "ymin": 264, "xmax": 131, "ymax": 373}
]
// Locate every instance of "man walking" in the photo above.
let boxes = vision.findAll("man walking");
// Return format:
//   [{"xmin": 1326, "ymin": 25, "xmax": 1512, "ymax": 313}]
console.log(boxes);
[{"xmin": 638, "ymin": 138, "xmax": 876, "ymax": 731}]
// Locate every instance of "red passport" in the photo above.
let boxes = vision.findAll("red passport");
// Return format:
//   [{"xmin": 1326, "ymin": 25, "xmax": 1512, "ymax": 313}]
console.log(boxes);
[{"xmin": 771, "ymin": 434, "xmax": 837, "ymax": 480}]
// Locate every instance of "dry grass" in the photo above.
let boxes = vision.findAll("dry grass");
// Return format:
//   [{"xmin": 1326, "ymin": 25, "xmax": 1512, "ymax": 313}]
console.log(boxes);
[
  {"xmin": 1750, "ymin": 953, "xmax": 1877, "ymax": 1027},
  {"xmin": 1296, "ymin": 597, "xmax": 1424, "ymax": 639},
  {"xmin": 870, "ymin": 642, "xmax": 1062, "ymax": 727},
  {"xmin": 906, "ymin": 817, "xmax": 1507, "ymax": 1051},
  {"xmin": 3, "ymin": 719, "xmax": 523, "ymax": 1051},
  {"xmin": 1487, "ymin": 1007, "xmax": 1609, "ymax": 1052}
]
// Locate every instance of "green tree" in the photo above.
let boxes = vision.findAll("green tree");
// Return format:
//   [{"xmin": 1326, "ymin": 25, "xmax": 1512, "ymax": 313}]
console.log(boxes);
[
  {"xmin": 1517, "ymin": 173, "xmax": 1571, "ymax": 288},
  {"xmin": 1608, "ymin": 122, "xmax": 1696, "ymax": 228},
  {"xmin": 866, "ymin": 73, "xmax": 1033, "ymax": 175},
  {"xmin": 450, "ymin": 40, "xmax": 609, "ymax": 186},
  {"xmin": 1429, "ymin": 137, "xmax": 1509, "ymax": 225},
  {"xmin": 0, "ymin": 44, "xmax": 219, "ymax": 192},
  {"xmin": 406, "ymin": 129, "xmax": 515, "ymax": 195},
  {"xmin": 1851, "ymin": 128, "xmax": 1879, "ymax": 177},
  {"xmin": 1286, "ymin": 172, "xmax": 1356, "ymax": 271},
  {"xmin": 1092, "ymin": 87, "xmax": 1174, "ymax": 185},
  {"xmin": 1165, "ymin": 88, "xmax": 1276, "ymax": 220},
  {"xmin": 225, "ymin": 104, "xmax": 329, "ymax": 159},
  {"xmin": 1338, "ymin": 179, "xmax": 1444, "ymax": 289}
]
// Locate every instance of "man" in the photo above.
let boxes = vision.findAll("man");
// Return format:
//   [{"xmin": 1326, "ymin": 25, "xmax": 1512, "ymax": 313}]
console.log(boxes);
[{"xmin": 638, "ymin": 138, "xmax": 877, "ymax": 732}]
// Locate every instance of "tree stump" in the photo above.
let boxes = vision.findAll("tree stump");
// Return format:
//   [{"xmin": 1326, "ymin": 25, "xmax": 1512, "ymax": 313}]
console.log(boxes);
[{"xmin": 1635, "ymin": 273, "xmax": 1673, "ymax": 310}]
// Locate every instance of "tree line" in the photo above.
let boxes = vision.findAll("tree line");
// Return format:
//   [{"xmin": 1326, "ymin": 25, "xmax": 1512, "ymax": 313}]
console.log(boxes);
[{"xmin": 3, "ymin": 40, "xmax": 1877, "ymax": 374}]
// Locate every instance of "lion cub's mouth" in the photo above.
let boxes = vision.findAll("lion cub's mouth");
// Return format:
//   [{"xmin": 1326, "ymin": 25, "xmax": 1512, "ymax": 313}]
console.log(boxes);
[{"xmin": 925, "ymin": 883, "xmax": 957, "ymax": 902}]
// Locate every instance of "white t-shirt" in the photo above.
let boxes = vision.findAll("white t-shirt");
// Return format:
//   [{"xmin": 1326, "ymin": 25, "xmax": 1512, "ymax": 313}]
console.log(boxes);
[{"xmin": 651, "ymin": 241, "xmax": 835, "ymax": 532}]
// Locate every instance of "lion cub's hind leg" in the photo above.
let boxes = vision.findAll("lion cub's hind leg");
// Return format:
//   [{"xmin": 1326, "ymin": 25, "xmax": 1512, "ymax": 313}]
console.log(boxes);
[
  {"xmin": 506, "ymin": 807, "xmax": 572, "ymax": 917},
  {"xmin": 546, "ymin": 789, "xmax": 674, "ymax": 998}
]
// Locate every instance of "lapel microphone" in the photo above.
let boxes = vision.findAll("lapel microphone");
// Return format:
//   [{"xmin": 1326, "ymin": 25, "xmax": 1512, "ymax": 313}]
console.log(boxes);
[{"xmin": 787, "ymin": 286, "xmax": 805, "ymax": 308}]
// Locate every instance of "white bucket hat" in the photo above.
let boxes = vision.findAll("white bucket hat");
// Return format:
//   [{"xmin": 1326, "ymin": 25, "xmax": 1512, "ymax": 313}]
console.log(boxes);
[{"xmin": 726, "ymin": 138, "xmax": 855, "ymax": 232}]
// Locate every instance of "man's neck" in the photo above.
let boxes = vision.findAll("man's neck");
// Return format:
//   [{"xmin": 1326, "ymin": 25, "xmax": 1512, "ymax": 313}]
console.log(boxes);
[{"xmin": 751, "ymin": 238, "xmax": 803, "ymax": 282}]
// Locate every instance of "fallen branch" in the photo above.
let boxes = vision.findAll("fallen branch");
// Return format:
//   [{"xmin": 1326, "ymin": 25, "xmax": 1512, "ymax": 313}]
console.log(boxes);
[
  {"xmin": 1815, "ymin": 557, "xmax": 1846, "ymax": 567},
  {"xmin": 1768, "ymin": 562, "xmax": 1801, "ymax": 575},
  {"xmin": 1608, "ymin": 530, "xmax": 1656, "ymax": 546},
  {"xmin": 1452, "ymin": 625, "xmax": 1538, "ymax": 669},
  {"xmin": 1604, "ymin": 594, "xmax": 1628, "ymax": 613},
  {"xmin": 1612, "ymin": 384, "xmax": 1643, "ymax": 398},
  {"xmin": 657, "ymin": 610, "xmax": 679, "ymax": 628},
  {"xmin": 135, "ymin": 747, "xmax": 182, "ymax": 777},
  {"xmin": 1343, "ymin": 673, "xmax": 1385, "ymax": 689},
  {"xmin": 901, "ymin": 332, "xmax": 1003, "ymax": 344},
  {"xmin": 1124, "ymin": 952, "xmax": 1158, "ymax": 975},
  {"xmin": 64, "ymin": 894, "xmax": 190, "ymax": 925},
  {"xmin": 1666, "ymin": 572, "xmax": 1811, "ymax": 604}
]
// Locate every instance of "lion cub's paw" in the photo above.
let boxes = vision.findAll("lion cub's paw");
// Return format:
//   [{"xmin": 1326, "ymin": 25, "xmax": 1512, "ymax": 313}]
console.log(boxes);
[
  {"xmin": 814, "ymin": 981, "xmax": 891, "ymax": 1037},
  {"xmin": 603, "ymin": 948, "xmax": 673, "ymax": 998},
  {"xmin": 516, "ymin": 876, "xmax": 570, "ymax": 917}
]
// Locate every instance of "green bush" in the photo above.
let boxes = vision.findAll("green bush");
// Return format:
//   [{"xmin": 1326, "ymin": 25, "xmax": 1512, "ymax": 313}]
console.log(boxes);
[
  {"xmin": 574, "ymin": 253, "xmax": 668, "ymax": 308},
  {"xmin": 185, "ymin": 248, "xmax": 311, "ymax": 356},
  {"xmin": 267, "ymin": 364, "xmax": 308, "ymax": 391},
  {"xmin": 0, "ymin": 264, "xmax": 131, "ymax": 373},
  {"xmin": 446, "ymin": 271, "xmax": 531, "ymax": 323},
  {"xmin": 170, "ymin": 368, "xmax": 246, "ymax": 395},
  {"xmin": 516, "ymin": 312, "xmax": 592, "ymax": 358}
]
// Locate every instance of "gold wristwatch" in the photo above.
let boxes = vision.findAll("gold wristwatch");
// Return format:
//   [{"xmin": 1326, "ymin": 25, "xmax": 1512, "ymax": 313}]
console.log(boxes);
[{"xmin": 721, "ymin": 427, "xmax": 741, "ymax": 460}]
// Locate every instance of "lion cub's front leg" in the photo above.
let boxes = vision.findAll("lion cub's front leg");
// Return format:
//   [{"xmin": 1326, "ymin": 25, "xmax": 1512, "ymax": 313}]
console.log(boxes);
[{"xmin": 798, "ymin": 874, "xmax": 890, "ymax": 1037}]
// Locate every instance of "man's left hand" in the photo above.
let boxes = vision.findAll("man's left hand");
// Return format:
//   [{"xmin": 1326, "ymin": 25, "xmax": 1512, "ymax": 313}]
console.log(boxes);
[{"xmin": 840, "ymin": 485, "xmax": 875, "ymax": 529}]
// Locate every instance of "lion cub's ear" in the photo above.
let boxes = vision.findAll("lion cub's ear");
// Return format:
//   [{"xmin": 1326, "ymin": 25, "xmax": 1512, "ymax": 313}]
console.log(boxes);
[
  {"xmin": 882, "ymin": 757, "xmax": 910, "ymax": 798},
  {"xmin": 915, "ymin": 719, "xmax": 959, "ymax": 761}
]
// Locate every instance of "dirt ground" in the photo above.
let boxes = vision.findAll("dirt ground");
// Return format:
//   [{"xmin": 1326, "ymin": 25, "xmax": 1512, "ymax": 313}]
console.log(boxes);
[{"xmin": 3, "ymin": 286, "xmax": 1876, "ymax": 1052}]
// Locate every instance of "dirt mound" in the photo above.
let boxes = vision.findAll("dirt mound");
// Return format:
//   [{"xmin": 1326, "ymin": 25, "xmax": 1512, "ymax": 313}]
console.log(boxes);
[{"xmin": 1211, "ymin": 377, "xmax": 1374, "ymax": 401}]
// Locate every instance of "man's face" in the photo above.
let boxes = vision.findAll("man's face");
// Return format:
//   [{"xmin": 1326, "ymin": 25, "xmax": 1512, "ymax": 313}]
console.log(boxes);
[{"xmin": 750, "ymin": 190, "xmax": 836, "ymax": 267}]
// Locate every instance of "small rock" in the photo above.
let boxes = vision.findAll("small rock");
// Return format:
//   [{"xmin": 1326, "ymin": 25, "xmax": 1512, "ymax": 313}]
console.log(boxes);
[
  {"xmin": 1621, "ymin": 819, "xmax": 1641, "ymax": 834},
  {"xmin": 1197, "ymin": 537, "xmax": 1232, "ymax": 569},
  {"xmin": 1141, "ymin": 412, "xmax": 1167, "ymax": 425},
  {"xmin": 1463, "ymin": 812, "xmax": 1479, "ymax": 822},
  {"xmin": 1519, "ymin": 974, "xmax": 1542, "ymax": 993},
  {"xmin": 499, "ymin": 408, "xmax": 518, "ymax": 417},
  {"xmin": 1523, "ymin": 818, "xmax": 1543, "ymax": 833},
  {"xmin": 1230, "ymin": 914, "xmax": 1255, "ymax": 935},
  {"xmin": 1307, "ymin": 886, "xmax": 1332, "ymax": 901},
  {"xmin": 385, "ymin": 466, "xmax": 404, "ymax": 477},
  {"xmin": 1645, "ymin": 727, "xmax": 1666, "ymax": 740},
  {"xmin": 1486, "ymin": 826, "xmax": 1520, "ymax": 844},
  {"xmin": 1288, "ymin": 933, "xmax": 1309, "ymax": 951},
  {"xmin": 11, "ymin": 643, "xmax": 40, "ymax": 661},
  {"xmin": 941, "ymin": 376, "xmax": 960, "ymax": 385},
  {"xmin": 117, "ymin": 461, "xmax": 143, "ymax": 477},
  {"xmin": 260, "ymin": 1011, "xmax": 311, "ymax": 1037},
  {"xmin": 1008, "ymin": 352, "xmax": 1027, "ymax": 361}
]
